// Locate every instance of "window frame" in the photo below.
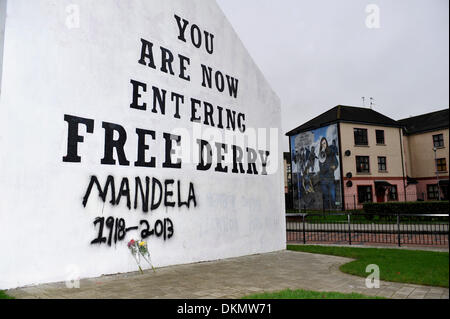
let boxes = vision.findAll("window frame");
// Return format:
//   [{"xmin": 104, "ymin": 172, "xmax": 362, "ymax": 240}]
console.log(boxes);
[
  {"xmin": 376, "ymin": 130, "xmax": 385, "ymax": 145},
  {"xmin": 433, "ymin": 134, "xmax": 444, "ymax": 148},
  {"xmin": 436, "ymin": 158, "xmax": 447, "ymax": 172},
  {"xmin": 356, "ymin": 156, "xmax": 370, "ymax": 173},
  {"xmin": 378, "ymin": 156, "xmax": 387, "ymax": 172},
  {"xmin": 354, "ymin": 128, "xmax": 369, "ymax": 146},
  {"xmin": 388, "ymin": 185, "xmax": 398, "ymax": 201},
  {"xmin": 427, "ymin": 184, "xmax": 439, "ymax": 200},
  {"xmin": 357, "ymin": 185, "xmax": 373, "ymax": 203}
]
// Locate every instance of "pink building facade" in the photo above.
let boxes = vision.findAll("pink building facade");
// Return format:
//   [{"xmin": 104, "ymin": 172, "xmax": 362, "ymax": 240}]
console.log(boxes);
[{"xmin": 286, "ymin": 106, "xmax": 448, "ymax": 211}]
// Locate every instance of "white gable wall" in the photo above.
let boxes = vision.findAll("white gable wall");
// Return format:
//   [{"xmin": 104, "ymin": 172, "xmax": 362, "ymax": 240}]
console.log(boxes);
[{"xmin": 0, "ymin": 0, "xmax": 285, "ymax": 289}]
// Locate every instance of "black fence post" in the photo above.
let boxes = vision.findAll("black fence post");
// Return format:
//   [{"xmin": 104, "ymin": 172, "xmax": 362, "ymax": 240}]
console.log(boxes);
[
  {"xmin": 353, "ymin": 195, "xmax": 356, "ymax": 210},
  {"xmin": 397, "ymin": 214, "xmax": 401, "ymax": 247},
  {"xmin": 302, "ymin": 211, "xmax": 306, "ymax": 244},
  {"xmin": 348, "ymin": 213, "xmax": 352, "ymax": 245}
]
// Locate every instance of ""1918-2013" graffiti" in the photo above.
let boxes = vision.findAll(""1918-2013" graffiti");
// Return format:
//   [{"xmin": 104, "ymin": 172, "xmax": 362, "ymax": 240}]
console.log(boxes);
[{"xmin": 91, "ymin": 216, "xmax": 174, "ymax": 247}]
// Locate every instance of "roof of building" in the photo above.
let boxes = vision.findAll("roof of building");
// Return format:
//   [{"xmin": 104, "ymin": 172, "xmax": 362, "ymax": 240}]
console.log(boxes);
[
  {"xmin": 285, "ymin": 105, "xmax": 401, "ymax": 136},
  {"xmin": 398, "ymin": 109, "xmax": 449, "ymax": 135}
]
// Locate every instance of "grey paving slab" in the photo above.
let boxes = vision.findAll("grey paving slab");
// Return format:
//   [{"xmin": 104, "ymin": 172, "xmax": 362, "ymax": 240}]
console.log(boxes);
[{"xmin": 6, "ymin": 250, "xmax": 449, "ymax": 299}]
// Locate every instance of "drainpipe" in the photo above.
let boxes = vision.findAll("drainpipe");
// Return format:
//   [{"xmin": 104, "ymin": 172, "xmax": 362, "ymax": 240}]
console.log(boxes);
[
  {"xmin": 288, "ymin": 134, "xmax": 296, "ymax": 212},
  {"xmin": 399, "ymin": 128, "xmax": 407, "ymax": 201},
  {"xmin": 337, "ymin": 122, "xmax": 345, "ymax": 211},
  {"xmin": 433, "ymin": 147, "xmax": 441, "ymax": 200}
]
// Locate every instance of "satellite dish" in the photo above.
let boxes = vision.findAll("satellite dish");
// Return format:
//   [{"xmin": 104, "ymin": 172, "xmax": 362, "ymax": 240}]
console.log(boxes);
[
  {"xmin": 345, "ymin": 150, "xmax": 351, "ymax": 156},
  {"xmin": 346, "ymin": 181, "xmax": 353, "ymax": 187},
  {"xmin": 346, "ymin": 172, "xmax": 352, "ymax": 179}
]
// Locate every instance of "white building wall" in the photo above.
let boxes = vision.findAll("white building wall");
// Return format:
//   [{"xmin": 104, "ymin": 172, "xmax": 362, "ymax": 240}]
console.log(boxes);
[
  {"xmin": 0, "ymin": 0, "xmax": 7, "ymax": 91},
  {"xmin": 0, "ymin": 0, "xmax": 285, "ymax": 289}
]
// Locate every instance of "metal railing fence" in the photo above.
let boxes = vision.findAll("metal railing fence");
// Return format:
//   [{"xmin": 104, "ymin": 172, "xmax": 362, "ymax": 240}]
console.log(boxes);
[{"xmin": 286, "ymin": 213, "xmax": 449, "ymax": 247}]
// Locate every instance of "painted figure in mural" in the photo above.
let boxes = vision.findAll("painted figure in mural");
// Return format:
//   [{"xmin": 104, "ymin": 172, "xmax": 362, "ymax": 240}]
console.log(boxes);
[
  {"xmin": 306, "ymin": 146, "xmax": 317, "ymax": 173},
  {"xmin": 318, "ymin": 137, "xmax": 339, "ymax": 209},
  {"xmin": 304, "ymin": 147, "xmax": 310, "ymax": 169},
  {"xmin": 293, "ymin": 141, "xmax": 306, "ymax": 201},
  {"xmin": 298, "ymin": 147, "xmax": 306, "ymax": 172},
  {"xmin": 302, "ymin": 166, "xmax": 314, "ymax": 194},
  {"xmin": 301, "ymin": 145, "xmax": 316, "ymax": 194}
]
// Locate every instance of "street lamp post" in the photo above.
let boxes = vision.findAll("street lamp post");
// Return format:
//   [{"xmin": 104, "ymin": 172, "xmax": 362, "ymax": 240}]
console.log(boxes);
[{"xmin": 433, "ymin": 147, "xmax": 441, "ymax": 200}]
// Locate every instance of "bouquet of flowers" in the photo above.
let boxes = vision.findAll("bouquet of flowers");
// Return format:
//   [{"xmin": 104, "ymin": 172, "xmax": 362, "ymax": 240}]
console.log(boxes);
[{"xmin": 127, "ymin": 239, "xmax": 156, "ymax": 274}]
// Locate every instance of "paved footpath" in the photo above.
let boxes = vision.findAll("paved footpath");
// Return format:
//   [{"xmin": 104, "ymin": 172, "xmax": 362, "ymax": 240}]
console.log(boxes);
[{"xmin": 7, "ymin": 250, "xmax": 449, "ymax": 299}]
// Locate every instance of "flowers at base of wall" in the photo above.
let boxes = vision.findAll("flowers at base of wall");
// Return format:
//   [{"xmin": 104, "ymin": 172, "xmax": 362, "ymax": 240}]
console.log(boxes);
[{"xmin": 127, "ymin": 239, "xmax": 156, "ymax": 274}]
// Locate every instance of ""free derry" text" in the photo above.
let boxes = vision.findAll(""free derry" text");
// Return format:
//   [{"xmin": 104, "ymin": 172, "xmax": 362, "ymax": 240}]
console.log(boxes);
[{"xmin": 62, "ymin": 13, "xmax": 272, "ymax": 176}]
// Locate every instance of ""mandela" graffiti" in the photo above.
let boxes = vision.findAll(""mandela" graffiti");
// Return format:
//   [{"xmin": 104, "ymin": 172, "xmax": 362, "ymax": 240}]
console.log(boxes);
[{"xmin": 83, "ymin": 175, "xmax": 197, "ymax": 213}]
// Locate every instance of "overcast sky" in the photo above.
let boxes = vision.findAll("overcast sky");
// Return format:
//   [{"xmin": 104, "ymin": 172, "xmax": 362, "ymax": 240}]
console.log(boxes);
[{"xmin": 216, "ymin": 0, "xmax": 449, "ymax": 151}]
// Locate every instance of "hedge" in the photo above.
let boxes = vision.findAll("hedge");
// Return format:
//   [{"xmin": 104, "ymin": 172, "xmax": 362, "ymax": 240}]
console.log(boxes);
[{"xmin": 363, "ymin": 201, "xmax": 449, "ymax": 215}]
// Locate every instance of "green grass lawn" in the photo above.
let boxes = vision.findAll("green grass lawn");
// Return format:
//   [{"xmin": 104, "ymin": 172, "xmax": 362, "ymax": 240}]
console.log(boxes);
[
  {"xmin": 0, "ymin": 291, "xmax": 14, "ymax": 299},
  {"xmin": 288, "ymin": 245, "xmax": 449, "ymax": 288},
  {"xmin": 242, "ymin": 289, "xmax": 384, "ymax": 299}
]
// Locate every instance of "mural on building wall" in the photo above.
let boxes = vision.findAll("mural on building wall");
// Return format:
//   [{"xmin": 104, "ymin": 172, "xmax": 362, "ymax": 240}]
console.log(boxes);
[{"xmin": 290, "ymin": 124, "xmax": 342, "ymax": 210}]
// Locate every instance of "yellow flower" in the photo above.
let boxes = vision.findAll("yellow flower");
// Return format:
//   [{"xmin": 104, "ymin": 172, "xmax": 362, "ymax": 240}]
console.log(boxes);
[{"xmin": 139, "ymin": 241, "xmax": 146, "ymax": 247}]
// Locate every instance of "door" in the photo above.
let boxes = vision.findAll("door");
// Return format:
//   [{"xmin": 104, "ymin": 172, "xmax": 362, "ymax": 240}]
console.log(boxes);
[{"xmin": 376, "ymin": 187, "xmax": 385, "ymax": 203}]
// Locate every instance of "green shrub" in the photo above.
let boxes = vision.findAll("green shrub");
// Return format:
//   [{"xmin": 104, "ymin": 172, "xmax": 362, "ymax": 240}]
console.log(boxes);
[{"xmin": 363, "ymin": 201, "xmax": 449, "ymax": 215}]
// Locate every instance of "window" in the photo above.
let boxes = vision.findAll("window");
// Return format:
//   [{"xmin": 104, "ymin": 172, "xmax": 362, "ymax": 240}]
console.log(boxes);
[
  {"xmin": 358, "ymin": 186, "xmax": 373, "ymax": 203},
  {"xmin": 433, "ymin": 134, "xmax": 444, "ymax": 148},
  {"xmin": 356, "ymin": 156, "xmax": 370, "ymax": 173},
  {"xmin": 378, "ymin": 157, "xmax": 387, "ymax": 171},
  {"xmin": 376, "ymin": 130, "xmax": 385, "ymax": 145},
  {"xmin": 441, "ymin": 185, "xmax": 449, "ymax": 200},
  {"xmin": 354, "ymin": 128, "xmax": 368, "ymax": 146},
  {"xmin": 436, "ymin": 158, "xmax": 447, "ymax": 172},
  {"xmin": 427, "ymin": 184, "xmax": 439, "ymax": 200},
  {"xmin": 388, "ymin": 186, "xmax": 398, "ymax": 201}
]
